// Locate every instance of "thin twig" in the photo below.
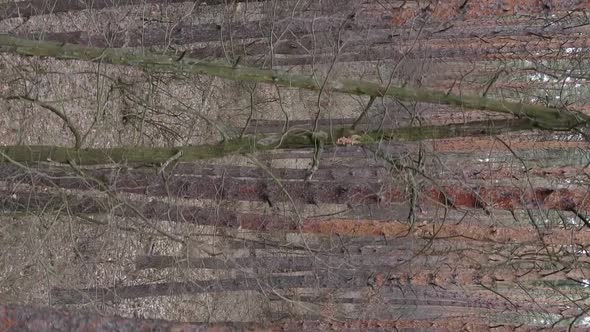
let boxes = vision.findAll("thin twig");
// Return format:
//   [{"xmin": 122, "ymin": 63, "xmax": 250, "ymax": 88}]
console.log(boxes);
[
  {"xmin": 304, "ymin": 132, "xmax": 327, "ymax": 182},
  {"xmin": 66, "ymin": 159, "xmax": 185, "ymax": 245},
  {"xmin": 5, "ymin": 95, "xmax": 82, "ymax": 149},
  {"xmin": 158, "ymin": 149, "xmax": 183, "ymax": 176},
  {"xmin": 351, "ymin": 96, "xmax": 376, "ymax": 131},
  {"xmin": 482, "ymin": 69, "xmax": 505, "ymax": 97}
]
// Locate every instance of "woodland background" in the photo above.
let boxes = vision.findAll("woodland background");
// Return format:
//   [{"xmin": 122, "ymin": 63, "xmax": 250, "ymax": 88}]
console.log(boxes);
[{"xmin": 0, "ymin": 0, "xmax": 590, "ymax": 330}]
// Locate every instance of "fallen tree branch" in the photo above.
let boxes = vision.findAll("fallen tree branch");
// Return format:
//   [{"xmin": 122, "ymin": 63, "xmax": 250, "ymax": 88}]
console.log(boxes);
[
  {"xmin": 0, "ymin": 119, "xmax": 535, "ymax": 165},
  {"xmin": 0, "ymin": 34, "xmax": 586, "ymax": 130}
]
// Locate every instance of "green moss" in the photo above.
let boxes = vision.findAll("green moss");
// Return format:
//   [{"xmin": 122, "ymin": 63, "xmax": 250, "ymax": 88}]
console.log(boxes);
[{"xmin": 0, "ymin": 119, "xmax": 536, "ymax": 165}]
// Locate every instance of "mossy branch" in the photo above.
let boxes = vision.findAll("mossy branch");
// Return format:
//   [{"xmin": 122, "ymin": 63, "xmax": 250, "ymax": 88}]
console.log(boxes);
[
  {"xmin": 0, "ymin": 34, "xmax": 587, "ymax": 130},
  {"xmin": 0, "ymin": 119, "xmax": 535, "ymax": 165}
]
